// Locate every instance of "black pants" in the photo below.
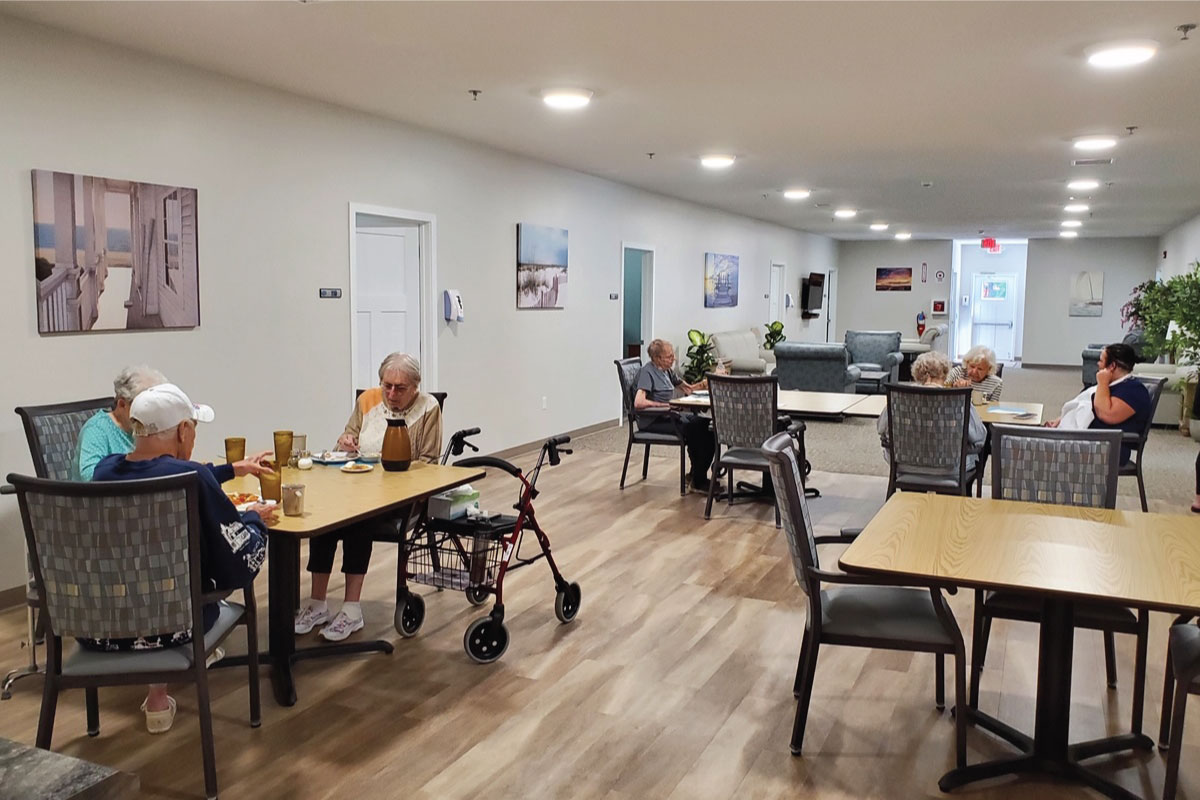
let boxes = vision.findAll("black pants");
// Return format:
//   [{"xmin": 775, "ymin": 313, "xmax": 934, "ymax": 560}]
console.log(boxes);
[
  {"xmin": 306, "ymin": 517, "xmax": 395, "ymax": 575},
  {"xmin": 1195, "ymin": 450, "xmax": 1199, "ymax": 495},
  {"xmin": 641, "ymin": 413, "xmax": 715, "ymax": 482}
]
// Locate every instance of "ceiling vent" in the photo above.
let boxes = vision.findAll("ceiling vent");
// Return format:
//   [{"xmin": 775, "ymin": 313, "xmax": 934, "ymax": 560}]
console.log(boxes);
[{"xmin": 1073, "ymin": 157, "xmax": 1114, "ymax": 167}]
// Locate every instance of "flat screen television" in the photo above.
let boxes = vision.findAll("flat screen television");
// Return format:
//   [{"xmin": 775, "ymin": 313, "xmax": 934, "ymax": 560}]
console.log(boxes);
[{"xmin": 801, "ymin": 272, "xmax": 825, "ymax": 316}]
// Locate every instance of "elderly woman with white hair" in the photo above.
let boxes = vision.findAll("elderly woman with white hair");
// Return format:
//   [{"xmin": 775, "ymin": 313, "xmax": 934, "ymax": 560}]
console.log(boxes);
[
  {"xmin": 72, "ymin": 365, "xmax": 168, "ymax": 480},
  {"xmin": 947, "ymin": 345, "xmax": 1003, "ymax": 402},
  {"xmin": 295, "ymin": 352, "xmax": 443, "ymax": 642},
  {"xmin": 877, "ymin": 351, "xmax": 987, "ymax": 469}
]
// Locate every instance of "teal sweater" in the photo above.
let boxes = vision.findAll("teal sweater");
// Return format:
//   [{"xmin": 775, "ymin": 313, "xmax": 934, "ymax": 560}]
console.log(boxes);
[{"xmin": 73, "ymin": 411, "xmax": 134, "ymax": 481}]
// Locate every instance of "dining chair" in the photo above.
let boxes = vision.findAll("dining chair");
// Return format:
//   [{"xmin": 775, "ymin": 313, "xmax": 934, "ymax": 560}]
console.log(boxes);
[
  {"xmin": 761, "ymin": 432, "xmax": 967, "ymax": 766},
  {"xmin": 7, "ymin": 471, "xmax": 261, "ymax": 800},
  {"xmin": 4, "ymin": 397, "xmax": 113, "ymax": 701},
  {"xmin": 1121, "ymin": 375, "xmax": 1167, "ymax": 512},
  {"xmin": 1159, "ymin": 623, "xmax": 1200, "ymax": 799},
  {"xmin": 614, "ymin": 358, "xmax": 687, "ymax": 496},
  {"xmin": 971, "ymin": 426, "xmax": 1149, "ymax": 737},
  {"xmin": 884, "ymin": 384, "xmax": 977, "ymax": 498},
  {"xmin": 706, "ymin": 374, "xmax": 799, "ymax": 527}
]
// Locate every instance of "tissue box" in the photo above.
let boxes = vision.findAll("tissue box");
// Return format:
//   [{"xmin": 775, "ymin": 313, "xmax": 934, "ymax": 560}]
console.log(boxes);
[{"xmin": 429, "ymin": 487, "xmax": 481, "ymax": 520}]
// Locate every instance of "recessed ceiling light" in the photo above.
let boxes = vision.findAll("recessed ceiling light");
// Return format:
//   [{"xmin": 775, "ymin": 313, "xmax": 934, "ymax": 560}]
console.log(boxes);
[
  {"xmin": 834, "ymin": 208, "xmax": 857, "ymax": 219},
  {"xmin": 1086, "ymin": 40, "xmax": 1158, "ymax": 69},
  {"xmin": 541, "ymin": 88, "xmax": 593, "ymax": 110},
  {"xmin": 700, "ymin": 154, "xmax": 735, "ymax": 169},
  {"xmin": 1067, "ymin": 179, "xmax": 1101, "ymax": 191},
  {"xmin": 1064, "ymin": 203, "xmax": 1090, "ymax": 213},
  {"xmin": 783, "ymin": 188, "xmax": 811, "ymax": 200},
  {"xmin": 1060, "ymin": 230, "xmax": 1079, "ymax": 239},
  {"xmin": 1073, "ymin": 136, "xmax": 1118, "ymax": 152},
  {"xmin": 894, "ymin": 232, "xmax": 912, "ymax": 240},
  {"xmin": 1061, "ymin": 220, "xmax": 1083, "ymax": 228},
  {"xmin": 870, "ymin": 223, "xmax": 889, "ymax": 231}
]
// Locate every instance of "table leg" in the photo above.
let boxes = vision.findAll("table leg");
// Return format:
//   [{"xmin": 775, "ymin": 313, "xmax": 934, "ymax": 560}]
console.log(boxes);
[{"xmin": 940, "ymin": 597, "xmax": 1152, "ymax": 798}]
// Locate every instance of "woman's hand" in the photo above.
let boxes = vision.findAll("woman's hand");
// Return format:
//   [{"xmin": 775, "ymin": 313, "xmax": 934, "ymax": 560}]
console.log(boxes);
[
  {"xmin": 1096, "ymin": 367, "xmax": 1113, "ymax": 388},
  {"xmin": 952, "ymin": 379, "xmax": 971, "ymax": 388},
  {"xmin": 336, "ymin": 433, "xmax": 358, "ymax": 451},
  {"xmin": 1044, "ymin": 418, "xmax": 1061, "ymax": 428},
  {"xmin": 233, "ymin": 451, "xmax": 274, "ymax": 477},
  {"xmin": 248, "ymin": 503, "xmax": 280, "ymax": 524}
]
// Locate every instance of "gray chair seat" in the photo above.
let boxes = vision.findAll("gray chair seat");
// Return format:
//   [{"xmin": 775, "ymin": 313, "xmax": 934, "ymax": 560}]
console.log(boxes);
[
  {"xmin": 632, "ymin": 430, "xmax": 685, "ymax": 445},
  {"xmin": 895, "ymin": 467, "xmax": 977, "ymax": 491},
  {"xmin": 821, "ymin": 586, "xmax": 955, "ymax": 646},
  {"xmin": 718, "ymin": 447, "xmax": 770, "ymax": 469},
  {"xmin": 851, "ymin": 361, "xmax": 883, "ymax": 372},
  {"xmin": 63, "ymin": 601, "xmax": 243, "ymax": 676},
  {"xmin": 981, "ymin": 591, "xmax": 1137, "ymax": 628}
]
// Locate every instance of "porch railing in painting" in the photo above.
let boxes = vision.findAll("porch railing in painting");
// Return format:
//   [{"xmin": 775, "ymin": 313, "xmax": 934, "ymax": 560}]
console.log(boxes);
[{"xmin": 37, "ymin": 265, "xmax": 81, "ymax": 333}]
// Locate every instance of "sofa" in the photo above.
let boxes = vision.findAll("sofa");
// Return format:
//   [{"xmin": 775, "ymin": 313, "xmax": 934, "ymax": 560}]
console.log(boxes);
[
  {"xmin": 844, "ymin": 330, "xmax": 903, "ymax": 393},
  {"xmin": 774, "ymin": 342, "xmax": 860, "ymax": 393},
  {"xmin": 711, "ymin": 328, "xmax": 776, "ymax": 375},
  {"xmin": 1132, "ymin": 363, "xmax": 1193, "ymax": 427},
  {"xmin": 899, "ymin": 324, "xmax": 948, "ymax": 381},
  {"xmin": 1081, "ymin": 330, "xmax": 1147, "ymax": 388}
]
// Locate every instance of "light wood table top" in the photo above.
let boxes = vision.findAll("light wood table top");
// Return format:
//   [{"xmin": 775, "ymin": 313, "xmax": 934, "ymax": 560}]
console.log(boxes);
[
  {"xmin": 977, "ymin": 401, "xmax": 1043, "ymax": 426},
  {"xmin": 670, "ymin": 390, "xmax": 864, "ymax": 416},
  {"xmin": 839, "ymin": 492, "xmax": 1200, "ymax": 614},
  {"xmin": 225, "ymin": 461, "xmax": 484, "ymax": 537},
  {"xmin": 843, "ymin": 394, "xmax": 887, "ymax": 417}
]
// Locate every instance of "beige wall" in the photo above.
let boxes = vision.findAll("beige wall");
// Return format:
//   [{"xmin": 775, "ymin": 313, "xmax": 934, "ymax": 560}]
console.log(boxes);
[
  {"xmin": 833, "ymin": 240, "xmax": 953, "ymax": 341},
  {"xmin": 1160, "ymin": 211, "xmax": 1200, "ymax": 280}
]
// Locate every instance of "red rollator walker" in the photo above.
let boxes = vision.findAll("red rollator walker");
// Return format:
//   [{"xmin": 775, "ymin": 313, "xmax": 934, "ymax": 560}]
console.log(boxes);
[{"xmin": 394, "ymin": 428, "xmax": 582, "ymax": 663}]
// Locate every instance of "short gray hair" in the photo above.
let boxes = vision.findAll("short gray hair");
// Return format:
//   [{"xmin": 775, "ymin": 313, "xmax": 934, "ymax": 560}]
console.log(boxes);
[
  {"xmin": 378, "ymin": 352, "xmax": 421, "ymax": 385},
  {"xmin": 911, "ymin": 351, "xmax": 952, "ymax": 384},
  {"xmin": 114, "ymin": 365, "xmax": 167, "ymax": 402},
  {"xmin": 962, "ymin": 345, "xmax": 998, "ymax": 376},
  {"xmin": 646, "ymin": 339, "xmax": 672, "ymax": 360}
]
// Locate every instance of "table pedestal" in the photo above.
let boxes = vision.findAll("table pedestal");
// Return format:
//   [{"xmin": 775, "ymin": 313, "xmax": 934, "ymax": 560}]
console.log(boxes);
[{"xmin": 939, "ymin": 598, "xmax": 1152, "ymax": 799}]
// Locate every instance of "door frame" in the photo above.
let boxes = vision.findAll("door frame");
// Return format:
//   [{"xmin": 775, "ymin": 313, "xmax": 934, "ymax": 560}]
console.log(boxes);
[
  {"xmin": 347, "ymin": 202, "xmax": 438, "ymax": 402},
  {"xmin": 619, "ymin": 241, "xmax": 655, "ymax": 419},
  {"xmin": 768, "ymin": 261, "xmax": 785, "ymax": 323}
]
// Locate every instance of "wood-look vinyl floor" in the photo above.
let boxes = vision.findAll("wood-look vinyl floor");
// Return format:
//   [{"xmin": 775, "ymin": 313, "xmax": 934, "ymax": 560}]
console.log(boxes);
[{"xmin": 0, "ymin": 448, "xmax": 1197, "ymax": 799}]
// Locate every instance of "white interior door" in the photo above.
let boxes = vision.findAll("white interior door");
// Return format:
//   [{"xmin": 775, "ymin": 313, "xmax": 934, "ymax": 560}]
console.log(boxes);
[
  {"xmin": 970, "ymin": 273, "xmax": 1016, "ymax": 362},
  {"xmin": 354, "ymin": 225, "xmax": 421, "ymax": 389},
  {"xmin": 768, "ymin": 263, "xmax": 784, "ymax": 322}
]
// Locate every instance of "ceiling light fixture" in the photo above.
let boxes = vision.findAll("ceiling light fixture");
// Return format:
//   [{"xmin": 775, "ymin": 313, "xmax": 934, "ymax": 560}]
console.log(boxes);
[
  {"xmin": 541, "ymin": 88, "xmax": 593, "ymax": 110},
  {"xmin": 1073, "ymin": 136, "xmax": 1118, "ymax": 151},
  {"xmin": 783, "ymin": 188, "xmax": 811, "ymax": 200},
  {"xmin": 1061, "ymin": 220, "xmax": 1083, "ymax": 228},
  {"xmin": 1067, "ymin": 179, "xmax": 1101, "ymax": 191},
  {"xmin": 870, "ymin": 223, "xmax": 889, "ymax": 231},
  {"xmin": 894, "ymin": 232, "xmax": 912, "ymax": 240},
  {"xmin": 1064, "ymin": 203, "xmax": 1090, "ymax": 213},
  {"xmin": 1060, "ymin": 230, "xmax": 1079, "ymax": 239},
  {"xmin": 700, "ymin": 154, "xmax": 735, "ymax": 169},
  {"xmin": 1086, "ymin": 40, "xmax": 1159, "ymax": 69},
  {"xmin": 834, "ymin": 208, "xmax": 857, "ymax": 219}
]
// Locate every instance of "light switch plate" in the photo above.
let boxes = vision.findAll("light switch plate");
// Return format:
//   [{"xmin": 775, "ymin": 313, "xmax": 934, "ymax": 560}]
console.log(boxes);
[{"xmin": 319, "ymin": 288, "xmax": 342, "ymax": 299}]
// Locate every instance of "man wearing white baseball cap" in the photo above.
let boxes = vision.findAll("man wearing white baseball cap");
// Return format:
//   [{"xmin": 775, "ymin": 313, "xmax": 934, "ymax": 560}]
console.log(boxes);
[{"xmin": 90, "ymin": 383, "xmax": 275, "ymax": 734}]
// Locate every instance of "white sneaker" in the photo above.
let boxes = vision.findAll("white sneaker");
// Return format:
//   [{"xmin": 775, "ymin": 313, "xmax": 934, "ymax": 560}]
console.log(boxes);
[
  {"xmin": 294, "ymin": 604, "xmax": 330, "ymax": 634},
  {"xmin": 319, "ymin": 611, "xmax": 364, "ymax": 642}
]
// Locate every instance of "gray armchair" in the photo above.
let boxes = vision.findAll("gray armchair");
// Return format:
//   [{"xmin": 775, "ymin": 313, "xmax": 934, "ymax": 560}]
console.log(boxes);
[
  {"xmin": 774, "ymin": 342, "xmax": 860, "ymax": 393},
  {"xmin": 1081, "ymin": 329, "xmax": 1148, "ymax": 388},
  {"xmin": 845, "ymin": 330, "xmax": 903, "ymax": 393}
]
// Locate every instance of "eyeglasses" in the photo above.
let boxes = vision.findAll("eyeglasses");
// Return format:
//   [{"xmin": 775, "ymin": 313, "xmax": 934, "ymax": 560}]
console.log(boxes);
[{"xmin": 381, "ymin": 382, "xmax": 412, "ymax": 393}]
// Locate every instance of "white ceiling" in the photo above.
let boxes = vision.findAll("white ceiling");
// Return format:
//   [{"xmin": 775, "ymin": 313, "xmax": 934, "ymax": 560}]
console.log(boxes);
[{"xmin": 5, "ymin": 1, "xmax": 1200, "ymax": 240}]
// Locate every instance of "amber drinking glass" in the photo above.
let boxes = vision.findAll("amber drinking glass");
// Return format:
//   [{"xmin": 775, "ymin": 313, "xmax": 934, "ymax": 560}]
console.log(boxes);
[
  {"xmin": 224, "ymin": 437, "xmax": 246, "ymax": 465},
  {"xmin": 259, "ymin": 461, "xmax": 283, "ymax": 503},
  {"xmin": 273, "ymin": 431, "xmax": 293, "ymax": 469}
]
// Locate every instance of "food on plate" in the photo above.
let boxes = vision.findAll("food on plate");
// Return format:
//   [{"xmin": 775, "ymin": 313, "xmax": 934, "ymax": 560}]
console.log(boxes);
[
  {"xmin": 227, "ymin": 492, "xmax": 260, "ymax": 506},
  {"xmin": 340, "ymin": 462, "xmax": 373, "ymax": 473}
]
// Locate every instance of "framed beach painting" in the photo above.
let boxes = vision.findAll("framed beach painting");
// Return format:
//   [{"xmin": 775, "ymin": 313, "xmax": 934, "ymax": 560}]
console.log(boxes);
[
  {"xmin": 517, "ymin": 223, "xmax": 568, "ymax": 309},
  {"xmin": 704, "ymin": 252, "xmax": 739, "ymax": 307},
  {"xmin": 32, "ymin": 169, "xmax": 200, "ymax": 334}
]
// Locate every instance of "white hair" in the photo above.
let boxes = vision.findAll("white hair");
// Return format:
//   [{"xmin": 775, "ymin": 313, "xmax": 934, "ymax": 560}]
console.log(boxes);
[
  {"xmin": 962, "ymin": 346, "xmax": 998, "ymax": 376},
  {"xmin": 378, "ymin": 352, "xmax": 421, "ymax": 385},
  {"xmin": 912, "ymin": 351, "xmax": 952, "ymax": 384},
  {"xmin": 114, "ymin": 365, "xmax": 167, "ymax": 402}
]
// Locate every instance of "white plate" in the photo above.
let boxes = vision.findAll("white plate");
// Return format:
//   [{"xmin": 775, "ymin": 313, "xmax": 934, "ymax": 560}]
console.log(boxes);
[
  {"xmin": 340, "ymin": 461, "xmax": 374, "ymax": 474},
  {"xmin": 313, "ymin": 450, "xmax": 353, "ymax": 464},
  {"xmin": 235, "ymin": 498, "xmax": 277, "ymax": 513}
]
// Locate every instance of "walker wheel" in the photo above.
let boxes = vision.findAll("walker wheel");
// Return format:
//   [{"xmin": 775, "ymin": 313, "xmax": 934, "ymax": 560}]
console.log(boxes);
[
  {"xmin": 394, "ymin": 593, "xmax": 425, "ymax": 638},
  {"xmin": 466, "ymin": 585, "xmax": 490, "ymax": 606},
  {"xmin": 464, "ymin": 617, "xmax": 509, "ymax": 664},
  {"xmin": 554, "ymin": 582, "xmax": 582, "ymax": 624}
]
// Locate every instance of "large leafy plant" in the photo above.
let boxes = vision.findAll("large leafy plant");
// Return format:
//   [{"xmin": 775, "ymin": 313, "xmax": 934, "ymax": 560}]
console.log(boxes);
[
  {"xmin": 683, "ymin": 329, "xmax": 716, "ymax": 382},
  {"xmin": 763, "ymin": 320, "xmax": 785, "ymax": 350},
  {"xmin": 1122, "ymin": 262, "xmax": 1200, "ymax": 363}
]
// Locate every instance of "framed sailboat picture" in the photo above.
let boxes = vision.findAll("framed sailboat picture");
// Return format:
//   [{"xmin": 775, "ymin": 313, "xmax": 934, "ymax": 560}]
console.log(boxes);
[{"xmin": 1069, "ymin": 271, "xmax": 1103, "ymax": 317}]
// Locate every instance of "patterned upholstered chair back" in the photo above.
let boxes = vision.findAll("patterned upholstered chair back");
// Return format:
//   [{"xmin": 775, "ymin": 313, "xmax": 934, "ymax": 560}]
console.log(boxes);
[
  {"xmin": 991, "ymin": 426, "xmax": 1121, "ymax": 509},
  {"xmin": 762, "ymin": 433, "xmax": 820, "ymax": 597},
  {"xmin": 708, "ymin": 374, "xmax": 778, "ymax": 450},
  {"xmin": 886, "ymin": 384, "xmax": 972, "ymax": 472},
  {"xmin": 16, "ymin": 398, "xmax": 114, "ymax": 480},
  {"xmin": 8, "ymin": 473, "xmax": 202, "ymax": 641},
  {"xmin": 614, "ymin": 358, "xmax": 642, "ymax": 417},
  {"xmin": 845, "ymin": 330, "xmax": 902, "ymax": 367}
]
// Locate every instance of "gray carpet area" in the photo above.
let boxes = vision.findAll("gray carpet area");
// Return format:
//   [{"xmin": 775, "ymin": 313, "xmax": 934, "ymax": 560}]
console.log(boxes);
[{"xmin": 577, "ymin": 365, "xmax": 1199, "ymax": 510}]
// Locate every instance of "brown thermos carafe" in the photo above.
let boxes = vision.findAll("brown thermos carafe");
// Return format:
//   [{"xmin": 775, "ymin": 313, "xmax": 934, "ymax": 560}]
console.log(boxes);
[{"xmin": 381, "ymin": 418, "xmax": 413, "ymax": 471}]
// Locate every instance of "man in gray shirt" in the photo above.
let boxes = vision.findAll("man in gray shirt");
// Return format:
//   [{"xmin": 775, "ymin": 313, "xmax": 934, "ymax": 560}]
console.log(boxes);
[{"xmin": 633, "ymin": 339, "xmax": 714, "ymax": 491}]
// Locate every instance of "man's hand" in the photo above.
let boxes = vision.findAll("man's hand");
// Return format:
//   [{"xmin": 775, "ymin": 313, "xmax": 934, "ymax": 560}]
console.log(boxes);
[
  {"xmin": 248, "ymin": 502, "xmax": 280, "ymax": 524},
  {"xmin": 681, "ymin": 383, "xmax": 694, "ymax": 396},
  {"xmin": 233, "ymin": 451, "xmax": 274, "ymax": 477},
  {"xmin": 336, "ymin": 433, "xmax": 358, "ymax": 451}
]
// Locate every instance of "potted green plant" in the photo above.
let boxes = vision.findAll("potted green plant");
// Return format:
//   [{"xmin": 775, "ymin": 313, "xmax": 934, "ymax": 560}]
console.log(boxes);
[
  {"xmin": 763, "ymin": 320, "xmax": 785, "ymax": 350},
  {"xmin": 683, "ymin": 328, "xmax": 717, "ymax": 382}
]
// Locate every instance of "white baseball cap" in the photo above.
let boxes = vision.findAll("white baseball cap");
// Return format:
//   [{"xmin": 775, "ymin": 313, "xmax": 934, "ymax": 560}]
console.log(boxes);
[{"xmin": 129, "ymin": 383, "xmax": 214, "ymax": 436}]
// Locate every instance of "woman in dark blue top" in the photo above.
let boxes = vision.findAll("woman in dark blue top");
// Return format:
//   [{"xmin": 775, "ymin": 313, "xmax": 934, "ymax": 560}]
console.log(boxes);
[{"xmin": 1087, "ymin": 343, "xmax": 1151, "ymax": 465}]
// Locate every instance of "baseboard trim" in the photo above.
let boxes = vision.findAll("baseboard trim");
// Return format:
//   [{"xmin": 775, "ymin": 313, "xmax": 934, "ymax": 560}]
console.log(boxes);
[
  {"xmin": 489, "ymin": 419, "xmax": 618, "ymax": 461},
  {"xmin": 1018, "ymin": 363, "xmax": 1081, "ymax": 370},
  {"xmin": 0, "ymin": 584, "xmax": 27, "ymax": 611}
]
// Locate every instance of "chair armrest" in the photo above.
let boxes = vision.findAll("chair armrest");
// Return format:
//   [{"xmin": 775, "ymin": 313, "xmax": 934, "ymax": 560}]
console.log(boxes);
[
  {"xmin": 0, "ymin": 484, "xmax": 14, "ymax": 495},
  {"xmin": 1122, "ymin": 432, "xmax": 1139, "ymax": 444},
  {"xmin": 846, "ymin": 365, "xmax": 862, "ymax": 381},
  {"xmin": 813, "ymin": 566, "xmax": 954, "ymax": 590},
  {"xmin": 814, "ymin": 531, "xmax": 859, "ymax": 546}
]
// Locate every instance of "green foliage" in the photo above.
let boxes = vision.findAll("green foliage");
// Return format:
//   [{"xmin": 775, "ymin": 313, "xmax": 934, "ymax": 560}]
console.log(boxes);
[
  {"xmin": 763, "ymin": 321, "xmax": 785, "ymax": 350},
  {"xmin": 683, "ymin": 329, "xmax": 716, "ymax": 383},
  {"xmin": 1123, "ymin": 262, "xmax": 1200, "ymax": 362}
]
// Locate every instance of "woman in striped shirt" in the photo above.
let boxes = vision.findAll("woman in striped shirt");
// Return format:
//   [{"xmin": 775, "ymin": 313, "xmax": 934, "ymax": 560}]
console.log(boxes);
[{"xmin": 948, "ymin": 345, "xmax": 1003, "ymax": 401}]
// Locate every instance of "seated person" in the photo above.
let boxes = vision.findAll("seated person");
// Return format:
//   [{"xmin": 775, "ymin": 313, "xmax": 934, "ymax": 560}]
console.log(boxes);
[
  {"xmin": 633, "ymin": 338, "xmax": 714, "ymax": 492},
  {"xmin": 294, "ymin": 352, "xmax": 443, "ymax": 642},
  {"xmin": 947, "ymin": 345, "xmax": 1003, "ymax": 402},
  {"xmin": 73, "ymin": 365, "xmax": 167, "ymax": 480},
  {"xmin": 878, "ymin": 351, "xmax": 987, "ymax": 471},
  {"xmin": 92, "ymin": 383, "xmax": 276, "ymax": 733},
  {"xmin": 1045, "ymin": 342, "xmax": 1150, "ymax": 465}
]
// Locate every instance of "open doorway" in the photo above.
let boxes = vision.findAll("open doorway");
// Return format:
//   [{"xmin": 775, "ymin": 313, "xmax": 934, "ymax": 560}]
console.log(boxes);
[
  {"xmin": 768, "ymin": 262, "xmax": 785, "ymax": 323},
  {"xmin": 348, "ymin": 203, "xmax": 438, "ymax": 401},
  {"xmin": 951, "ymin": 239, "xmax": 1027, "ymax": 363},
  {"xmin": 620, "ymin": 243, "xmax": 655, "ymax": 361}
]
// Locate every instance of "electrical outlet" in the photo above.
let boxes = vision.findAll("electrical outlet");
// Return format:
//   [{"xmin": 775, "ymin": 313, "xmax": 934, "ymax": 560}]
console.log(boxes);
[{"xmin": 541, "ymin": 396, "xmax": 548, "ymax": 410}]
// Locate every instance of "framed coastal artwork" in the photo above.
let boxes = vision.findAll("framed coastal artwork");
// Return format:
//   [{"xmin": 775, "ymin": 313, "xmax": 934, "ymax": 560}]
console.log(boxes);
[
  {"xmin": 704, "ymin": 252, "xmax": 739, "ymax": 307},
  {"xmin": 517, "ymin": 223, "xmax": 568, "ymax": 309},
  {"xmin": 32, "ymin": 169, "xmax": 200, "ymax": 334},
  {"xmin": 1069, "ymin": 270, "xmax": 1104, "ymax": 317},
  {"xmin": 875, "ymin": 266, "xmax": 913, "ymax": 291}
]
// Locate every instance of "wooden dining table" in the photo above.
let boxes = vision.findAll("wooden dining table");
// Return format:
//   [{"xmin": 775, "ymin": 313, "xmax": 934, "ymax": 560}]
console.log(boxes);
[
  {"xmin": 221, "ymin": 460, "xmax": 484, "ymax": 706},
  {"xmin": 670, "ymin": 389, "xmax": 868, "ymax": 419},
  {"xmin": 839, "ymin": 492, "xmax": 1200, "ymax": 799}
]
